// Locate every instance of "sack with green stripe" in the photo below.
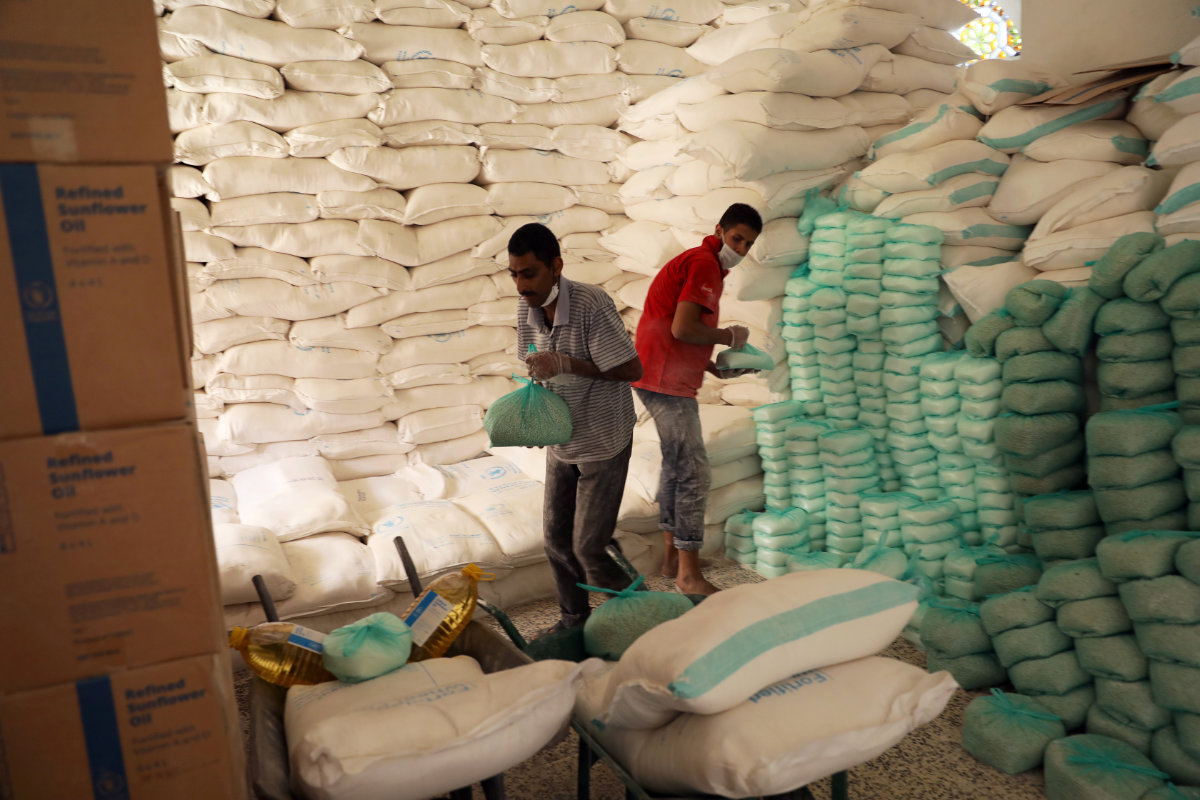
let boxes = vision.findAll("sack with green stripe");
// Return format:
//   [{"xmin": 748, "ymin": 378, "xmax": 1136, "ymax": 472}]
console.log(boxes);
[
  {"xmin": 962, "ymin": 690, "xmax": 1066, "ymax": 774},
  {"xmin": 583, "ymin": 576, "xmax": 697, "ymax": 661},
  {"xmin": 977, "ymin": 95, "xmax": 1126, "ymax": 153},
  {"xmin": 483, "ymin": 374, "xmax": 572, "ymax": 447},
  {"xmin": 594, "ymin": 569, "xmax": 918, "ymax": 729}
]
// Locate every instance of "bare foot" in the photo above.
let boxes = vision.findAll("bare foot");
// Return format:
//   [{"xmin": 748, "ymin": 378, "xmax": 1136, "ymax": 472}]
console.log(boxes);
[
  {"xmin": 661, "ymin": 552, "xmax": 679, "ymax": 578},
  {"xmin": 675, "ymin": 575, "xmax": 719, "ymax": 596}
]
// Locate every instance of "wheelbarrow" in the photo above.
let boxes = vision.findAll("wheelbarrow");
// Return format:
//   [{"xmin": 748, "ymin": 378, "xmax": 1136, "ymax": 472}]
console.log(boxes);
[
  {"xmin": 247, "ymin": 538, "xmax": 538, "ymax": 800},
  {"xmin": 475, "ymin": 545, "xmax": 851, "ymax": 800}
]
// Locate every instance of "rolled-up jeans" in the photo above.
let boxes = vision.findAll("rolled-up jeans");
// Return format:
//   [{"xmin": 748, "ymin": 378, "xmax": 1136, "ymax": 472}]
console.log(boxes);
[
  {"xmin": 634, "ymin": 388, "xmax": 710, "ymax": 552},
  {"xmin": 543, "ymin": 439, "xmax": 633, "ymax": 626}
]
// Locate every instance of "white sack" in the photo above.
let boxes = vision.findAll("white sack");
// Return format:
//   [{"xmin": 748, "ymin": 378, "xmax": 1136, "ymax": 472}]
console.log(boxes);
[
  {"xmin": 275, "ymin": 532, "xmax": 390, "ymax": 617},
  {"xmin": 204, "ymin": 90, "xmax": 379, "ymax": 132},
  {"xmin": 163, "ymin": 6, "xmax": 365, "ymax": 66},
  {"xmin": 202, "ymin": 278, "xmax": 383, "ymax": 320},
  {"xmin": 685, "ymin": 122, "xmax": 869, "ymax": 180},
  {"xmin": 308, "ymin": 255, "xmax": 411, "ymax": 291},
  {"xmin": 219, "ymin": 340, "xmax": 380, "ymax": 379},
  {"xmin": 214, "ymin": 523, "xmax": 296, "ymax": 605},
  {"xmin": 987, "ymin": 155, "xmax": 1121, "ymax": 225},
  {"xmin": 232, "ymin": 456, "xmax": 367, "ymax": 540},
  {"xmin": 707, "ymin": 46, "xmax": 890, "ymax": 97},
  {"xmin": 203, "ymin": 156, "xmax": 376, "ymax": 200},
  {"xmin": 174, "ymin": 121, "xmax": 290, "ymax": 165}
]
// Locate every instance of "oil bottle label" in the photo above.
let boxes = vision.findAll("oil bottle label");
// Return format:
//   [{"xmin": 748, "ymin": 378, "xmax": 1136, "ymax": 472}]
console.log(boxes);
[
  {"xmin": 404, "ymin": 590, "xmax": 453, "ymax": 647},
  {"xmin": 287, "ymin": 625, "xmax": 326, "ymax": 654}
]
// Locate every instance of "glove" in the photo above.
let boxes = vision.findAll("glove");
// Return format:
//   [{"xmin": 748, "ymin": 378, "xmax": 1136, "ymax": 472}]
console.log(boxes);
[
  {"xmin": 719, "ymin": 367, "xmax": 759, "ymax": 378},
  {"xmin": 724, "ymin": 325, "xmax": 749, "ymax": 349},
  {"xmin": 527, "ymin": 351, "xmax": 571, "ymax": 381}
]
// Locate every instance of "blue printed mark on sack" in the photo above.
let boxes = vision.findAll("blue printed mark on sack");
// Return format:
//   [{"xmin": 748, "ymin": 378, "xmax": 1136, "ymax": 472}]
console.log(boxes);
[
  {"xmin": 656, "ymin": 68, "xmax": 684, "ymax": 77},
  {"xmin": 748, "ymin": 669, "xmax": 830, "ymax": 703},
  {"xmin": 647, "ymin": 5, "xmax": 679, "ymax": 19},
  {"xmin": 547, "ymin": 4, "xmax": 577, "ymax": 15},
  {"xmin": 396, "ymin": 49, "xmax": 434, "ymax": 60}
]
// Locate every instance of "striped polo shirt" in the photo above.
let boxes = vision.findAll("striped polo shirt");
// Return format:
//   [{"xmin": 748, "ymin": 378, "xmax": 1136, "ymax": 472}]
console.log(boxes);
[{"xmin": 516, "ymin": 276, "xmax": 638, "ymax": 463}]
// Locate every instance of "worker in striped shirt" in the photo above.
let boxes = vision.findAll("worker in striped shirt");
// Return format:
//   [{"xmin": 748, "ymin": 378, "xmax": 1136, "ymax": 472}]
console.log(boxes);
[{"xmin": 509, "ymin": 222, "xmax": 644, "ymax": 633}]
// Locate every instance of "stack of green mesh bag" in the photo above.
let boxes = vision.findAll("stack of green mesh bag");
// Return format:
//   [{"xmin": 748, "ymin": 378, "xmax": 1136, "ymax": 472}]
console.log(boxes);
[
  {"xmin": 782, "ymin": 272, "xmax": 822, "ymax": 409},
  {"xmin": 1087, "ymin": 407, "xmax": 1188, "ymax": 534},
  {"xmin": 754, "ymin": 400, "xmax": 804, "ymax": 515},
  {"xmin": 919, "ymin": 351, "xmax": 983, "ymax": 546},
  {"xmin": 818, "ymin": 427, "xmax": 880, "ymax": 564},
  {"xmin": 786, "ymin": 416, "xmax": 830, "ymax": 553}
]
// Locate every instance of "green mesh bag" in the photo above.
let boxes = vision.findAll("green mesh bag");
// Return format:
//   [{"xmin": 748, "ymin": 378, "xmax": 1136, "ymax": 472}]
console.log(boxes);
[
  {"xmin": 582, "ymin": 576, "xmax": 695, "ymax": 660},
  {"xmin": 995, "ymin": 412, "xmax": 1080, "ymax": 457},
  {"xmin": 926, "ymin": 650, "xmax": 1007, "ymax": 690},
  {"xmin": 1001, "ymin": 380, "xmax": 1086, "ymax": 415},
  {"xmin": 1087, "ymin": 407, "xmax": 1183, "ymax": 456},
  {"xmin": 1096, "ymin": 677, "xmax": 1173, "ymax": 731},
  {"xmin": 1010, "ymin": 650, "xmax": 1093, "ymax": 696},
  {"xmin": 1178, "ymin": 538, "xmax": 1200, "ymax": 583},
  {"xmin": 715, "ymin": 342, "xmax": 775, "ymax": 371},
  {"xmin": 1100, "ymin": 392, "xmax": 1179, "ymax": 411},
  {"xmin": 1002, "ymin": 351, "xmax": 1084, "ymax": 384},
  {"xmin": 796, "ymin": 189, "xmax": 840, "ymax": 236},
  {"xmin": 965, "ymin": 309, "xmax": 1016, "ymax": 358},
  {"xmin": 995, "ymin": 326, "xmax": 1058, "ymax": 362},
  {"xmin": 1108, "ymin": 511, "xmax": 1189, "ymax": 535},
  {"xmin": 921, "ymin": 602, "xmax": 992, "ymax": 657},
  {"xmin": 1003, "ymin": 437, "xmax": 1084, "ymax": 477},
  {"xmin": 993, "ymin": 620, "xmax": 1073, "ymax": 668},
  {"xmin": 1089, "ymin": 231, "xmax": 1166, "ymax": 299},
  {"xmin": 962, "ymin": 690, "xmax": 1066, "ymax": 774},
  {"xmin": 1097, "ymin": 530, "xmax": 1200, "ymax": 582},
  {"xmin": 1022, "ymin": 491, "xmax": 1100, "ymax": 529},
  {"xmin": 1175, "ymin": 713, "xmax": 1200, "ymax": 759},
  {"xmin": 1119, "ymin": 576, "xmax": 1200, "ymax": 624},
  {"xmin": 1142, "ymin": 782, "xmax": 1200, "ymax": 800},
  {"xmin": 1096, "ymin": 329, "xmax": 1175, "ymax": 362},
  {"xmin": 1036, "ymin": 559, "xmax": 1118, "ymax": 608},
  {"xmin": 1044, "ymin": 734, "xmax": 1169, "ymax": 800},
  {"xmin": 1075, "ymin": 634, "xmax": 1149, "ymax": 681},
  {"xmin": 1086, "ymin": 705, "xmax": 1154, "ymax": 755},
  {"xmin": 980, "ymin": 585, "xmax": 1055, "ymax": 636},
  {"xmin": 1009, "ymin": 464, "xmax": 1086, "ymax": 496},
  {"xmin": 1056, "ymin": 597, "xmax": 1133, "ymax": 638},
  {"xmin": 322, "ymin": 612, "xmax": 413, "ymax": 683},
  {"xmin": 975, "ymin": 553, "xmax": 1043, "ymax": 597},
  {"xmin": 1094, "ymin": 297, "xmax": 1172, "ymax": 335},
  {"xmin": 1097, "ymin": 360, "xmax": 1177, "ymax": 399},
  {"xmin": 1134, "ymin": 623, "xmax": 1200, "ymax": 669},
  {"xmin": 1044, "ymin": 286, "xmax": 1105, "ymax": 357},
  {"xmin": 1035, "ymin": 685, "xmax": 1097, "ymax": 732},
  {"xmin": 1094, "ymin": 480, "xmax": 1187, "ymax": 524},
  {"xmin": 1173, "ymin": 426, "xmax": 1200, "ymax": 469},
  {"xmin": 1088, "ymin": 451, "xmax": 1179, "ymax": 489},
  {"xmin": 1032, "ymin": 526, "xmax": 1107, "ymax": 562},
  {"xmin": 1005, "ymin": 280, "xmax": 1070, "ymax": 327},
  {"xmin": 1174, "ymin": 319, "xmax": 1200, "ymax": 344},
  {"xmin": 1151, "ymin": 728, "xmax": 1200, "ymax": 787},
  {"xmin": 1123, "ymin": 239, "xmax": 1200, "ymax": 302},
  {"xmin": 1150, "ymin": 660, "xmax": 1200, "ymax": 713},
  {"xmin": 1175, "ymin": 343, "xmax": 1200, "ymax": 376},
  {"xmin": 1180, "ymin": 377, "xmax": 1200, "ymax": 405},
  {"xmin": 886, "ymin": 222, "xmax": 944, "ymax": 245},
  {"xmin": 1162, "ymin": 271, "xmax": 1200, "ymax": 320},
  {"xmin": 483, "ymin": 374, "xmax": 572, "ymax": 446}
]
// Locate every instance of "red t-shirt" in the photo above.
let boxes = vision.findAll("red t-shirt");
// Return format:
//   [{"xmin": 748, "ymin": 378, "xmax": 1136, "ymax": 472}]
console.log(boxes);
[{"xmin": 633, "ymin": 235, "xmax": 725, "ymax": 398}]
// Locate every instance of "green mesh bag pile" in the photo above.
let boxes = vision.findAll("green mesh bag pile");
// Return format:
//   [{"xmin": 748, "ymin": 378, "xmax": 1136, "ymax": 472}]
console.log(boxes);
[
  {"xmin": 582, "ymin": 576, "xmax": 695, "ymax": 661},
  {"xmin": 962, "ymin": 689, "xmax": 1066, "ymax": 774}
]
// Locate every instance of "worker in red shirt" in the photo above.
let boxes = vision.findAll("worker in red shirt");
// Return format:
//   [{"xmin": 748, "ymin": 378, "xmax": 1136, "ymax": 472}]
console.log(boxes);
[{"xmin": 632, "ymin": 203, "xmax": 764, "ymax": 595}]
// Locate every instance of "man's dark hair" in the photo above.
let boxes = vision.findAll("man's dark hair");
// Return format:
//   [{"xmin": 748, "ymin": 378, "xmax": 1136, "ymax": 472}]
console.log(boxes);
[
  {"xmin": 507, "ymin": 222, "xmax": 561, "ymax": 269},
  {"xmin": 718, "ymin": 203, "xmax": 764, "ymax": 234}
]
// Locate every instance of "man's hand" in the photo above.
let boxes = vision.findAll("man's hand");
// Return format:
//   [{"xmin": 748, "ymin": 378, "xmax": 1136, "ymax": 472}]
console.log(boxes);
[
  {"xmin": 527, "ymin": 351, "xmax": 572, "ymax": 381},
  {"xmin": 724, "ymin": 325, "xmax": 749, "ymax": 349}
]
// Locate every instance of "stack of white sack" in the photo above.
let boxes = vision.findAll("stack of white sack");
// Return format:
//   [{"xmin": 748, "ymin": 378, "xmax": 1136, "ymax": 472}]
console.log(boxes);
[
  {"xmin": 573, "ymin": 569, "xmax": 958, "ymax": 798},
  {"xmin": 611, "ymin": 403, "xmax": 764, "ymax": 548},
  {"xmin": 605, "ymin": 0, "xmax": 984, "ymax": 408},
  {"xmin": 161, "ymin": 0, "xmax": 661, "ymax": 479}
]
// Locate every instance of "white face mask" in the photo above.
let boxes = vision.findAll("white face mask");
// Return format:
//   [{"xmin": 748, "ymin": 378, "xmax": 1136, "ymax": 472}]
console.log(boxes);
[
  {"xmin": 718, "ymin": 241, "xmax": 744, "ymax": 271},
  {"xmin": 540, "ymin": 279, "xmax": 560, "ymax": 308}
]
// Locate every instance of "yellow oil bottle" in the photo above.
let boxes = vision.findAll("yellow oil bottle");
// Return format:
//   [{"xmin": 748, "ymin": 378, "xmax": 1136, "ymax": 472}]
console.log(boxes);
[
  {"xmin": 228, "ymin": 621, "xmax": 337, "ymax": 687},
  {"xmin": 403, "ymin": 563, "xmax": 489, "ymax": 662}
]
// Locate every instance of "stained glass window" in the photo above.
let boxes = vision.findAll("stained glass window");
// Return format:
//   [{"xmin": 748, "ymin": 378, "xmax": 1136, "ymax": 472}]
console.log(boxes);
[{"xmin": 957, "ymin": 0, "xmax": 1022, "ymax": 59}]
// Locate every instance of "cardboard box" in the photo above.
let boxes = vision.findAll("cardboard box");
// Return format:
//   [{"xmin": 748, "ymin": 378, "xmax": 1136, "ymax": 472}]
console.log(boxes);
[
  {"xmin": 0, "ymin": 162, "xmax": 193, "ymax": 440},
  {"xmin": 0, "ymin": 653, "xmax": 246, "ymax": 800},
  {"xmin": 0, "ymin": 0, "xmax": 172, "ymax": 163},
  {"xmin": 0, "ymin": 423, "xmax": 227, "ymax": 693}
]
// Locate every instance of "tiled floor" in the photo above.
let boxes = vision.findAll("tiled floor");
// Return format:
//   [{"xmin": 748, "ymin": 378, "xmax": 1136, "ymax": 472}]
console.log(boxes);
[{"xmin": 238, "ymin": 557, "xmax": 1048, "ymax": 799}]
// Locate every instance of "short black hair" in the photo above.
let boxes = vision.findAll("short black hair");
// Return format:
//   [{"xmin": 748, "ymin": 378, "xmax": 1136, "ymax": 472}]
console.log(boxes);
[
  {"xmin": 507, "ymin": 222, "xmax": 560, "ymax": 270},
  {"xmin": 718, "ymin": 203, "xmax": 763, "ymax": 234}
]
